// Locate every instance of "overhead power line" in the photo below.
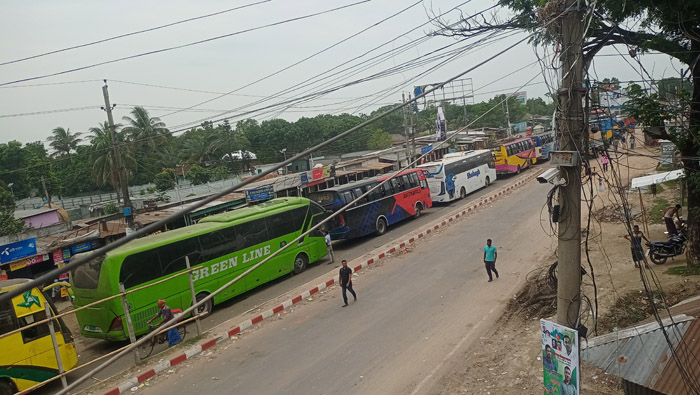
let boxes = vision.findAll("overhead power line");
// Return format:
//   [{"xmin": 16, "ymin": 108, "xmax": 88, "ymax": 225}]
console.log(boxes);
[
  {"xmin": 0, "ymin": 1, "xmax": 370, "ymax": 87},
  {"xmin": 0, "ymin": 0, "xmax": 273, "ymax": 67}
]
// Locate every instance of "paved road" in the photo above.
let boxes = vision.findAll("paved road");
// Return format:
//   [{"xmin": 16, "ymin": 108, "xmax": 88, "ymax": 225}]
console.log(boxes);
[
  {"xmin": 127, "ymin": 178, "xmax": 550, "ymax": 395},
  {"xmin": 37, "ymin": 173, "xmax": 532, "ymax": 394}
]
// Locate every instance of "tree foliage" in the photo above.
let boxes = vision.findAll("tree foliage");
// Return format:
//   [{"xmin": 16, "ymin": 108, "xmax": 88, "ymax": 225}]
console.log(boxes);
[
  {"xmin": 154, "ymin": 168, "xmax": 177, "ymax": 192},
  {"xmin": 367, "ymin": 129, "xmax": 393, "ymax": 150}
]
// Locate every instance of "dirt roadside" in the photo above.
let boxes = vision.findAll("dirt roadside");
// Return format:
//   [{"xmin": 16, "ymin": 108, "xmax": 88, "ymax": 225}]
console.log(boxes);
[{"xmin": 431, "ymin": 132, "xmax": 700, "ymax": 394}]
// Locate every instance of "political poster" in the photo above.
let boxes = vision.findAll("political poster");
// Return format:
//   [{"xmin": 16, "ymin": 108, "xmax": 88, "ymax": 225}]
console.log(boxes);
[{"xmin": 540, "ymin": 319, "xmax": 579, "ymax": 395}]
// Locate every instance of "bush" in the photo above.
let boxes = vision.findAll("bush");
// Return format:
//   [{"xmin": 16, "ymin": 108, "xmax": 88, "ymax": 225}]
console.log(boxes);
[
  {"xmin": 186, "ymin": 164, "xmax": 212, "ymax": 185},
  {"xmin": 103, "ymin": 201, "xmax": 118, "ymax": 214},
  {"xmin": 154, "ymin": 169, "xmax": 177, "ymax": 192}
]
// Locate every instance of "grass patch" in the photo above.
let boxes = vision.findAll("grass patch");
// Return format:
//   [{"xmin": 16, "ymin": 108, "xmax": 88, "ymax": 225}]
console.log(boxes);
[
  {"xmin": 663, "ymin": 179, "xmax": 679, "ymax": 189},
  {"xmin": 666, "ymin": 265, "xmax": 700, "ymax": 276},
  {"xmin": 598, "ymin": 282, "xmax": 700, "ymax": 333},
  {"xmin": 649, "ymin": 197, "xmax": 670, "ymax": 224}
]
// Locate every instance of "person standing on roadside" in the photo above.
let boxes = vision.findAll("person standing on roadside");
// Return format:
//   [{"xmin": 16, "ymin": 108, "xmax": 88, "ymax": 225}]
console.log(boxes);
[
  {"xmin": 663, "ymin": 204, "xmax": 682, "ymax": 235},
  {"xmin": 483, "ymin": 239, "xmax": 499, "ymax": 282},
  {"xmin": 624, "ymin": 225, "xmax": 649, "ymax": 268},
  {"xmin": 600, "ymin": 153, "xmax": 609, "ymax": 172},
  {"xmin": 338, "ymin": 260, "xmax": 356, "ymax": 307},
  {"xmin": 324, "ymin": 231, "xmax": 335, "ymax": 264}
]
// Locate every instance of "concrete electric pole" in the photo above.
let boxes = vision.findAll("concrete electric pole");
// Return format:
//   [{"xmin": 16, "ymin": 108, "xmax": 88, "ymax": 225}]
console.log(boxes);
[
  {"xmin": 102, "ymin": 80, "xmax": 135, "ymax": 229},
  {"xmin": 555, "ymin": 1, "xmax": 585, "ymax": 328}
]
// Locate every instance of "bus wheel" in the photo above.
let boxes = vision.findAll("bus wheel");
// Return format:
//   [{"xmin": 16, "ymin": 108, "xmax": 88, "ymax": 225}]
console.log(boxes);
[
  {"xmin": 195, "ymin": 293, "xmax": 213, "ymax": 317},
  {"xmin": 0, "ymin": 379, "xmax": 16, "ymax": 395},
  {"xmin": 460, "ymin": 187, "xmax": 466, "ymax": 199},
  {"xmin": 293, "ymin": 253, "xmax": 309, "ymax": 274},
  {"xmin": 375, "ymin": 217, "xmax": 388, "ymax": 236},
  {"xmin": 414, "ymin": 203, "xmax": 422, "ymax": 219},
  {"xmin": 485, "ymin": 176, "xmax": 490, "ymax": 187}
]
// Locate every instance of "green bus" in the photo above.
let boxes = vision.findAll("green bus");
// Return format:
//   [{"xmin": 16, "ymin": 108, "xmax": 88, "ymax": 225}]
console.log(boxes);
[{"xmin": 70, "ymin": 197, "xmax": 328, "ymax": 341}]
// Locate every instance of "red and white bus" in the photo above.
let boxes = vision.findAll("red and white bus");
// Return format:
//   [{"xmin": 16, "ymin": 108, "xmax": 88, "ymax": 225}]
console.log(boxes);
[{"xmin": 308, "ymin": 169, "xmax": 432, "ymax": 239}]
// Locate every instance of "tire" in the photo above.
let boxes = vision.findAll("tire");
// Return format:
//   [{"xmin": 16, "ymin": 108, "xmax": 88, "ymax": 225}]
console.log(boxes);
[
  {"xmin": 460, "ymin": 187, "xmax": 466, "ymax": 199},
  {"xmin": 177, "ymin": 323, "xmax": 187, "ymax": 341},
  {"xmin": 195, "ymin": 293, "xmax": 213, "ymax": 317},
  {"xmin": 375, "ymin": 217, "xmax": 388, "ymax": 236},
  {"xmin": 293, "ymin": 253, "xmax": 309, "ymax": 274},
  {"xmin": 0, "ymin": 379, "xmax": 16, "ymax": 395},
  {"xmin": 414, "ymin": 203, "xmax": 422, "ymax": 219},
  {"xmin": 138, "ymin": 332, "xmax": 157, "ymax": 359},
  {"xmin": 649, "ymin": 250, "xmax": 667, "ymax": 265},
  {"xmin": 484, "ymin": 176, "xmax": 491, "ymax": 187}
]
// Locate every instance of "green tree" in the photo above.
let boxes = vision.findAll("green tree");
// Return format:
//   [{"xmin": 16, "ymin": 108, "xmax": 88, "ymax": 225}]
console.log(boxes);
[
  {"xmin": 47, "ymin": 127, "xmax": 82, "ymax": 158},
  {"xmin": 154, "ymin": 168, "xmax": 177, "ymax": 192},
  {"xmin": 433, "ymin": 0, "xmax": 700, "ymax": 266},
  {"xmin": 367, "ymin": 129, "xmax": 392, "ymax": 150},
  {"xmin": 88, "ymin": 122, "xmax": 133, "ymax": 196},
  {"xmin": 0, "ymin": 188, "xmax": 26, "ymax": 236},
  {"xmin": 186, "ymin": 164, "xmax": 211, "ymax": 185},
  {"xmin": 122, "ymin": 106, "xmax": 169, "ymax": 148}
]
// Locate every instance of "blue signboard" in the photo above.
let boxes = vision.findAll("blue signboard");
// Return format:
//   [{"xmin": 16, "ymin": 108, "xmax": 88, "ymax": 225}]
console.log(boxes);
[
  {"xmin": 0, "ymin": 238, "xmax": 37, "ymax": 264},
  {"xmin": 71, "ymin": 242, "xmax": 91, "ymax": 254},
  {"xmin": 421, "ymin": 144, "xmax": 433, "ymax": 155},
  {"xmin": 300, "ymin": 173, "xmax": 309, "ymax": 185},
  {"xmin": 246, "ymin": 185, "xmax": 275, "ymax": 203}
]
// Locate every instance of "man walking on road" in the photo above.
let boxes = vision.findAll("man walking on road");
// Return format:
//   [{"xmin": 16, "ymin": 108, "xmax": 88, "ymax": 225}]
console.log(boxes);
[
  {"xmin": 483, "ymin": 239, "xmax": 499, "ymax": 282},
  {"xmin": 325, "ymin": 231, "xmax": 335, "ymax": 264},
  {"xmin": 338, "ymin": 260, "xmax": 356, "ymax": 307}
]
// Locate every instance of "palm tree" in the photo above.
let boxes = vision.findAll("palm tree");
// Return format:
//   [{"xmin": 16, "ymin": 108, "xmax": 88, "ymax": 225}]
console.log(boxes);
[
  {"xmin": 89, "ymin": 122, "xmax": 133, "ymax": 198},
  {"xmin": 121, "ymin": 106, "xmax": 169, "ymax": 147},
  {"xmin": 47, "ymin": 127, "xmax": 82, "ymax": 157}
]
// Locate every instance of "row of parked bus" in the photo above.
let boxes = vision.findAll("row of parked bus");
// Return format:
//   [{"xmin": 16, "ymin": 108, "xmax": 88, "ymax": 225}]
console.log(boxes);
[{"xmin": 0, "ymin": 133, "xmax": 556, "ymax": 393}]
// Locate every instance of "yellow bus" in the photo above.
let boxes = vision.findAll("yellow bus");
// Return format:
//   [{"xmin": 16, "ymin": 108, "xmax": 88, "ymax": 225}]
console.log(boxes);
[
  {"xmin": 489, "ymin": 138, "xmax": 537, "ymax": 175},
  {"xmin": 0, "ymin": 279, "xmax": 78, "ymax": 394}
]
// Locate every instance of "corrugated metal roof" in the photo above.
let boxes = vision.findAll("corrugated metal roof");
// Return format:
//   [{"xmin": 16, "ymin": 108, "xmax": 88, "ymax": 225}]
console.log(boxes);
[{"xmin": 582, "ymin": 297, "xmax": 700, "ymax": 395}]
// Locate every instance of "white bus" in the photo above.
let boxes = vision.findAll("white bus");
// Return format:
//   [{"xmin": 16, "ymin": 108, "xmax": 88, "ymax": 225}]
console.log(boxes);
[{"xmin": 418, "ymin": 150, "xmax": 496, "ymax": 203}]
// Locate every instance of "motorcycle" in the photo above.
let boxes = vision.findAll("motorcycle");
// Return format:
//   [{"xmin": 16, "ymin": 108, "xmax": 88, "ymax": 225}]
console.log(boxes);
[{"xmin": 646, "ymin": 220, "xmax": 688, "ymax": 265}]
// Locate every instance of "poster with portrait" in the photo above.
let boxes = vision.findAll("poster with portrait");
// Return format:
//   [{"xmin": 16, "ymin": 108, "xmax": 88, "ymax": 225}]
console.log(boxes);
[{"xmin": 540, "ymin": 319, "xmax": 579, "ymax": 395}]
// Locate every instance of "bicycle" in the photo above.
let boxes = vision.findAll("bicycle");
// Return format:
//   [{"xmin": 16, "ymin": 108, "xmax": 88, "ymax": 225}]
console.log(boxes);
[{"xmin": 139, "ymin": 309, "xmax": 187, "ymax": 358}]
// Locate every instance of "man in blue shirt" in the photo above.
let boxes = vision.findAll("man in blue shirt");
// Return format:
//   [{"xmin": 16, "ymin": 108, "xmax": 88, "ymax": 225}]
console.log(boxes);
[{"xmin": 483, "ymin": 238, "xmax": 499, "ymax": 282}]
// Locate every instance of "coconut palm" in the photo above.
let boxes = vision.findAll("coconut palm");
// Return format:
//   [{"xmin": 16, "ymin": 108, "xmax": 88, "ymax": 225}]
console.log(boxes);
[
  {"xmin": 121, "ymin": 106, "xmax": 169, "ymax": 147},
  {"xmin": 47, "ymin": 127, "xmax": 82, "ymax": 157},
  {"xmin": 88, "ymin": 122, "xmax": 133, "ymax": 196}
]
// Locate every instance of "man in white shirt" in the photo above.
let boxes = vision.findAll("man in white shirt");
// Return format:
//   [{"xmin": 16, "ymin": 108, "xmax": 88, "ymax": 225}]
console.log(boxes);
[{"xmin": 325, "ymin": 231, "xmax": 334, "ymax": 264}]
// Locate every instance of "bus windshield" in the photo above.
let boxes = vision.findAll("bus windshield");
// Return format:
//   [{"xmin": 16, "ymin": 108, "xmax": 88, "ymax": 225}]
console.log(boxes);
[{"xmin": 70, "ymin": 253, "xmax": 105, "ymax": 290}]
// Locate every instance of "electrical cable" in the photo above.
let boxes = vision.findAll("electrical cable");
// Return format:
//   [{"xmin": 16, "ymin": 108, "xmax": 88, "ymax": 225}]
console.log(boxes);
[
  {"xmin": 0, "ymin": 1, "xmax": 370, "ymax": 87},
  {"xmin": 0, "ymin": 0, "xmax": 273, "ymax": 67}
]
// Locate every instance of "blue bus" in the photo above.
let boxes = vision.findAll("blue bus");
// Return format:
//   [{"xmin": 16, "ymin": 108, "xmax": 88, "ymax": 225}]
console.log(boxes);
[
  {"xmin": 308, "ymin": 169, "xmax": 432, "ymax": 239},
  {"xmin": 531, "ymin": 131, "xmax": 556, "ymax": 161}
]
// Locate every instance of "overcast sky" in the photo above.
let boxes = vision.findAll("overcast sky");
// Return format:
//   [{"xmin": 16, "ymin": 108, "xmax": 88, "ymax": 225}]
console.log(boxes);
[{"xmin": 0, "ymin": 0, "xmax": 685, "ymax": 146}]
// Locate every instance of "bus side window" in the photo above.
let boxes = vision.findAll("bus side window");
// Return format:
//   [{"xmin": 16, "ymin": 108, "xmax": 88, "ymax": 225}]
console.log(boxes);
[
  {"xmin": 0, "ymin": 300, "xmax": 18, "ymax": 336},
  {"xmin": 341, "ymin": 191, "xmax": 354, "ymax": 205},
  {"xmin": 353, "ymin": 188, "xmax": 366, "ymax": 205},
  {"xmin": 382, "ymin": 182, "xmax": 393, "ymax": 196},
  {"xmin": 120, "ymin": 249, "xmax": 161, "ymax": 289},
  {"xmin": 266, "ymin": 211, "xmax": 297, "ymax": 239},
  {"xmin": 308, "ymin": 213, "xmax": 326, "ymax": 237},
  {"xmin": 390, "ymin": 178, "xmax": 401, "ymax": 193},
  {"xmin": 19, "ymin": 310, "xmax": 51, "ymax": 343},
  {"xmin": 407, "ymin": 173, "xmax": 418, "ymax": 188},
  {"xmin": 160, "ymin": 237, "xmax": 202, "ymax": 276},
  {"xmin": 240, "ymin": 218, "xmax": 269, "ymax": 248}
]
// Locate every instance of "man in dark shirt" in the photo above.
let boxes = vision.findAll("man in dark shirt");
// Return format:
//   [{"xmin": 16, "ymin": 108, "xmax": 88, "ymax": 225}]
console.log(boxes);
[
  {"xmin": 147, "ymin": 299, "xmax": 181, "ymax": 346},
  {"xmin": 338, "ymin": 260, "xmax": 357, "ymax": 307}
]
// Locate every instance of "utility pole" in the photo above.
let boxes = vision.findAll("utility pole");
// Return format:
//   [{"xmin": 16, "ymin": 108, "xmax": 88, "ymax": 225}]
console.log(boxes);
[
  {"xmin": 402, "ymin": 92, "xmax": 411, "ymax": 164},
  {"xmin": 505, "ymin": 96, "xmax": 512, "ymax": 136},
  {"xmin": 409, "ymin": 93, "xmax": 416, "ymax": 168},
  {"xmin": 555, "ymin": 0, "xmax": 585, "ymax": 328},
  {"xmin": 102, "ymin": 80, "xmax": 134, "ymax": 228}
]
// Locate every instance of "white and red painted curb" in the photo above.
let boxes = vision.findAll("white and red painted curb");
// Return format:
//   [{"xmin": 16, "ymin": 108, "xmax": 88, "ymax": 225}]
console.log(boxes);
[{"xmin": 102, "ymin": 171, "xmax": 541, "ymax": 395}]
